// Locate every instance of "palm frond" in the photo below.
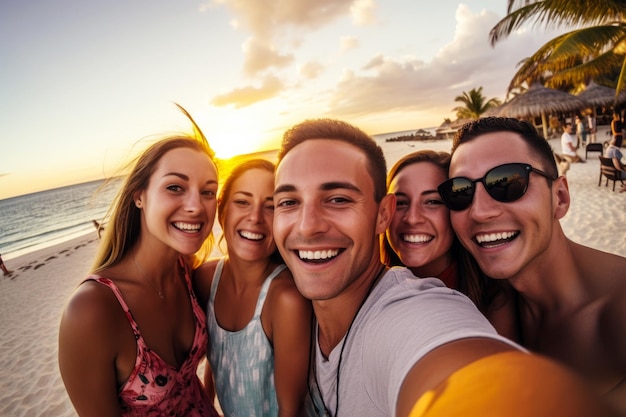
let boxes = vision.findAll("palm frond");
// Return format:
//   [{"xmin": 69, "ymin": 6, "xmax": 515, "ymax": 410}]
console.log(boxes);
[
  {"xmin": 546, "ymin": 51, "xmax": 625, "ymax": 87},
  {"xmin": 492, "ymin": 0, "xmax": 626, "ymax": 46},
  {"xmin": 615, "ymin": 55, "xmax": 626, "ymax": 99},
  {"xmin": 550, "ymin": 25, "xmax": 626, "ymax": 57},
  {"xmin": 508, "ymin": 25, "xmax": 626, "ymax": 90}
]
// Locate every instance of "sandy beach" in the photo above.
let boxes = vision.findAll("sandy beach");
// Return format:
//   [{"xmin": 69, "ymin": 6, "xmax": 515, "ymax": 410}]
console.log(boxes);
[{"xmin": 1, "ymin": 137, "xmax": 624, "ymax": 417}]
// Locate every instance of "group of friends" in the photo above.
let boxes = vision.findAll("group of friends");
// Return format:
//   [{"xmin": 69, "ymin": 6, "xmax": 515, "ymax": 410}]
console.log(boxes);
[{"xmin": 58, "ymin": 114, "xmax": 626, "ymax": 417}]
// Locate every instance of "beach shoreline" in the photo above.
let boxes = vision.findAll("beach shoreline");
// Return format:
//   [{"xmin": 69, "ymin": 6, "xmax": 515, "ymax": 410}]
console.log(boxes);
[{"xmin": 1, "ymin": 137, "xmax": 624, "ymax": 417}]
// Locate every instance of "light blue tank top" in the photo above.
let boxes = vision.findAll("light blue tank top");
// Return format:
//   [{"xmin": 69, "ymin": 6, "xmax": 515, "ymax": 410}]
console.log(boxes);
[{"xmin": 207, "ymin": 258, "xmax": 286, "ymax": 417}]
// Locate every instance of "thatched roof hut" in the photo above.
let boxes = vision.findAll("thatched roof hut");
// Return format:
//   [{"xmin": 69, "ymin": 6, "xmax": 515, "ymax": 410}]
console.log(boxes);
[{"xmin": 495, "ymin": 83, "xmax": 587, "ymax": 138}]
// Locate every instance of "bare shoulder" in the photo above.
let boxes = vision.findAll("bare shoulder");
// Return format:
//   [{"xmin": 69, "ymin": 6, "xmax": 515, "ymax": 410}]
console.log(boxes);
[
  {"xmin": 580, "ymin": 245, "xmax": 626, "ymax": 329},
  {"xmin": 263, "ymin": 266, "xmax": 312, "ymax": 346},
  {"xmin": 575, "ymin": 243, "xmax": 626, "ymax": 284},
  {"xmin": 571, "ymin": 244, "xmax": 626, "ymax": 370},
  {"xmin": 59, "ymin": 279, "xmax": 127, "ymax": 351},
  {"xmin": 61, "ymin": 280, "xmax": 121, "ymax": 328},
  {"xmin": 267, "ymin": 266, "xmax": 308, "ymax": 307},
  {"xmin": 264, "ymin": 266, "xmax": 311, "ymax": 327}
]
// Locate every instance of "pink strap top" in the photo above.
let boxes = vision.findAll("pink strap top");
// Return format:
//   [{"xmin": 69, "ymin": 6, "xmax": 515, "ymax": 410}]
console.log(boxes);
[{"xmin": 87, "ymin": 258, "xmax": 218, "ymax": 417}]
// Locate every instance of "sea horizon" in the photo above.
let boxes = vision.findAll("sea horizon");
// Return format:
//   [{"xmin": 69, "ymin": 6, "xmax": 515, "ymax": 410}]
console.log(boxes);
[{"xmin": 0, "ymin": 126, "xmax": 435, "ymax": 261}]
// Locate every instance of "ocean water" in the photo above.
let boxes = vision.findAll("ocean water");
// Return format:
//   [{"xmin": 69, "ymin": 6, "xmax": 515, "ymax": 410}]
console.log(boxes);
[{"xmin": 0, "ymin": 178, "xmax": 122, "ymax": 260}]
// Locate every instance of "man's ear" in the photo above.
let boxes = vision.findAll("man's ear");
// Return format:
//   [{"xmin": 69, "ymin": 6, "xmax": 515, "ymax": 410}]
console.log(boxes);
[
  {"xmin": 552, "ymin": 176, "xmax": 570, "ymax": 220},
  {"xmin": 376, "ymin": 193, "xmax": 396, "ymax": 235}
]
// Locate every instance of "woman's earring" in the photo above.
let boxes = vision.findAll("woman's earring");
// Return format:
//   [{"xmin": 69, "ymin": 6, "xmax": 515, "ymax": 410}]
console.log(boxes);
[{"xmin": 135, "ymin": 200, "xmax": 142, "ymax": 208}]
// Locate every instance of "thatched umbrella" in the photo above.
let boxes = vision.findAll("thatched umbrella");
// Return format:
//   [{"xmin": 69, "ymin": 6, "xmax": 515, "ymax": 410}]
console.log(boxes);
[
  {"xmin": 576, "ymin": 80, "xmax": 626, "ymax": 108},
  {"xmin": 576, "ymin": 81, "xmax": 626, "ymax": 138},
  {"xmin": 496, "ymin": 83, "xmax": 588, "ymax": 138}
]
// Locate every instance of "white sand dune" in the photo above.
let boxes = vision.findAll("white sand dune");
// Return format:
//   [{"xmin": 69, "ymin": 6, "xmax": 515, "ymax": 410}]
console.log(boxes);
[{"xmin": 0, "ymin": 137, "xmax": 624, "ymax": 416}]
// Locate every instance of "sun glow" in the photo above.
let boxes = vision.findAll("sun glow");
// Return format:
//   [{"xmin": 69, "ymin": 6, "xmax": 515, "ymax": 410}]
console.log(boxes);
[
  {"xmin": 209, "ymin": 128, "xmax": 264, "ymax": 159},
  {"xmin": 193, "ymin": 109, "xmax": 277, "ymax": 160}
]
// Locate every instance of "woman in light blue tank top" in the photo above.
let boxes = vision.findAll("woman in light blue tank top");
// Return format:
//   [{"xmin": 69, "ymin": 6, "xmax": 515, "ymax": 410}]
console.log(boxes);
[{"xmin": 194, "ymin": 159, "xmax": 314, "ymax": 417}]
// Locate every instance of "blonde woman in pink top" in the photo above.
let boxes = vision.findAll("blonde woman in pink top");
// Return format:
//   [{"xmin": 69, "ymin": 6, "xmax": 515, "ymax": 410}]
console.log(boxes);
[{"xmin": 59, "ymin": 113, "xmax": 220, "ymax": 416}]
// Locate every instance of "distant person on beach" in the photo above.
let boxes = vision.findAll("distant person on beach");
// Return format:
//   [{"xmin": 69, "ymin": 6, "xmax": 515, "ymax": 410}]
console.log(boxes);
[
  {"xmin": 611, "ymin": 112, "xmax": 624, "ymax": 144},
  {"xmin": 272, "ymin": 117, "xmax": 612, "ymax": 417},
  {"xmin": 439, "ymin": 116, "xmax": 626, "ymax": 414},
  {"xmin": 0, "ymin": 253, "xmax": 13, "ymax": 276},
  {"xmin": 92, "ymin": 219, "xmax": 104, "ymax": 239},
  {"xmin": 574, "ymin": 115, "xmax": 587, "ymax": 147},
  {"xmin": 59, "ymin": 129, "xmax": 221, "ymax": 416},
  {"xmin": 560, "ymin": 122, "xmax": 585, "ymax": 163},
  {"xmin": 194, "ymin": 159, "xmax": 312, "ymax": 417},
  {"xmin": 587, "ymin": 113, "xmax": 597, "ymax": 143},
  {"xmin": 605, "ymin": 135, "xmax": 626, "ymax": 191}
]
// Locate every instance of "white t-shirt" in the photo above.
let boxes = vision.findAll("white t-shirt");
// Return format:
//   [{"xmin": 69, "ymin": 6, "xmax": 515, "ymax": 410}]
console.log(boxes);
[
  {"xmin": 561, "ymin": 132, "xmax": 578, "ymax": 157},
  {"xmin": 310, "ymin": 267, "xmax": 522, "ymax": 417}
]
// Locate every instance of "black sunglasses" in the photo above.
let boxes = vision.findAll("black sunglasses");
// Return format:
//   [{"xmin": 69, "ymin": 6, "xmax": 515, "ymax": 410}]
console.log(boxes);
[{"xmin": 437, "ymin": 163, "xmax": 557, "ymax": 211}]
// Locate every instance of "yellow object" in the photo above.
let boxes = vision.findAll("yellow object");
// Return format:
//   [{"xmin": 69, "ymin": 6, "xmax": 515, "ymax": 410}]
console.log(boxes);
[{"xmin": 410, "ymin": 351, "xmax": 612, "ymax": 417}]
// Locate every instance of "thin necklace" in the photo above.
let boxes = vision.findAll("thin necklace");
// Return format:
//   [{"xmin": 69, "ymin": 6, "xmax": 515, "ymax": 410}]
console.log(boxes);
[
  {"xmin": 311, "ymin": 265, "xmax": 387, "ymax": 417},
  {"xmin": 133, "ymin": 254, "xmax": 165, "ymax": 299}
]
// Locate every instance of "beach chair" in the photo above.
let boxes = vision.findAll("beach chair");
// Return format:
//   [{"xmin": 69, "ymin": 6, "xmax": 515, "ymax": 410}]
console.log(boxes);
[
  {"xmin": 585, "ymin": 143, "xmax": 603, "ymax": 160},
  {"xmin": 598, "ymin": 156, "xmax": 625, "ymax": 191}
]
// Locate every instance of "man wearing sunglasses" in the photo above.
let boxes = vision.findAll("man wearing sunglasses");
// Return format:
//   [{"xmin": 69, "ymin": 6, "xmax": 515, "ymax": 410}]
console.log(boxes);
[{"xmin": 441, "ymin": 117, "xmax": 626, "ymax": 415}]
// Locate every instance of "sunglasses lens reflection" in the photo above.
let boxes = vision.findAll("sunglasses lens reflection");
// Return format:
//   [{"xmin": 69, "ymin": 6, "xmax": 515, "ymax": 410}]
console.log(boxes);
[
  {"xmin": 485, "ymin": 165, "xmax": 528, "ymax": 203},
  {"xmin": 440, "ymin": 178, "xmax": 473, "ymax": 211},
  {"xmin": 439, "ymin": 164, "xmax": 530, "ymax": 211}
]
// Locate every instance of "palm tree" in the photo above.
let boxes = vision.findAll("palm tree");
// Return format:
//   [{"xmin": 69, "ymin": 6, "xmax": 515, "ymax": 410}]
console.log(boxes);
[
  {"xmin": 489, "ymin": 1, "xmax": 626, "ymax": 102},
  {"xmin": 452, "ymin": 87, "xmax": 502, "ymax": 119}
]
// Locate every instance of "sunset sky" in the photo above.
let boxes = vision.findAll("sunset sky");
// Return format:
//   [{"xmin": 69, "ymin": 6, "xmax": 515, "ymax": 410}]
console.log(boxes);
[{"xmin": 0, "ymin": 0, "xmax": 565, "ymax": 199}]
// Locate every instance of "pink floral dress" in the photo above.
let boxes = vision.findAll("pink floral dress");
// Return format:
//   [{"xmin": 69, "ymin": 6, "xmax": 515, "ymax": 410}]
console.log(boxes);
[{"xmin": 87, "ymin": 258, "xmax": 218, "ymax": 417}]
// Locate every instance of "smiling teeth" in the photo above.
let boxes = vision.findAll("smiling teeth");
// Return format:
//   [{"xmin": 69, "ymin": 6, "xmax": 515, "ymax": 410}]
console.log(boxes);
[
  {"xmin": 173, "ymin": 222, "xmax": 201, "ymax": 232},
  {"xmin": 240, "ymin": 231, "xmax": 264, "ymax": 240},
  {"xmin": 476, "ymin": 231, "xmax": 517, "ymax": 243},
  {"xmin": 298, "ymin": 249, "xmax": 339, "ymax": 260},
  {"xmin": 403, "ymin": 234, "xmax": 432, "ymax": 243}
]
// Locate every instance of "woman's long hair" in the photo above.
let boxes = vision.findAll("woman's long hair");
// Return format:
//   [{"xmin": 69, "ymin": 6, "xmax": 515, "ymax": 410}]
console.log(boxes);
[{"xmin": 91, "ymin": 105, "xmax": 217, "ymax": 272}]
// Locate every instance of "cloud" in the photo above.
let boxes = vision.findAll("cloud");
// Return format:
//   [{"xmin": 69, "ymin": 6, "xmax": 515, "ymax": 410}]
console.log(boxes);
[
  {"xmin": 299, "ymin": 61, "xmax": 325, "ymax": 79},
  {"xmin": 217, "ymin": 0, "xmax": 354, "ymax": 76},
  {"xmin": 324, "ymin": 5, "xmax": 567, "ymax": 122},
  {"xmin": 217, "ymin": 0, "xmax": 353, "ymax": 38},
  {"xmin": 340, "ymin": 36, "xmax": 359, "ymax": 52},
  {"xmin": 211, "ymin": 75, "xmax": 284, "ymax": 108},
  {"xmin": 242, "ymin": 37, "xmax": 294, "ymax": 75},
  {"xmin": 350, "ymin": 0, "xmax": 377, "ymax": 26}
]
